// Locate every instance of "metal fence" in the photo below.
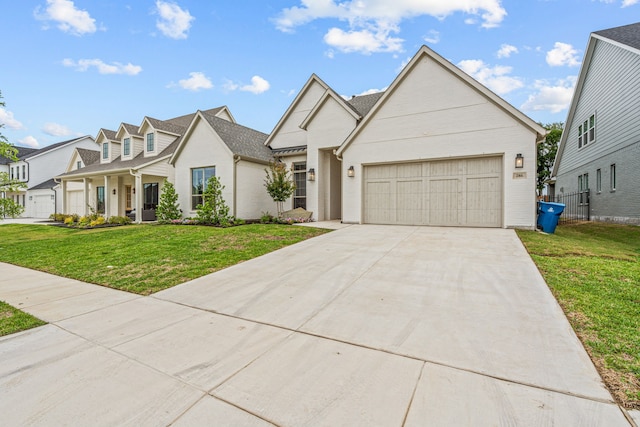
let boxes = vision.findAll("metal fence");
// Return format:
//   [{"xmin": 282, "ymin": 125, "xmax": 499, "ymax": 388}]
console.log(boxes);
[{"xmin": 543, "ymin": 190, "xmax": 590, "ymax": 224}]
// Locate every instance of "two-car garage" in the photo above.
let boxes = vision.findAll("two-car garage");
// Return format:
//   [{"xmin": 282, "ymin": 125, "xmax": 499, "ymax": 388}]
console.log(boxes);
[{"xmin": 363, "ymin": 156, "xmax": 503, "ymax": 227}]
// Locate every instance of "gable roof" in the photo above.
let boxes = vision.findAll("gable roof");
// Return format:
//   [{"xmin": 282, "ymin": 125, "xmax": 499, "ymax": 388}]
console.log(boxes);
[
  {"xmin": 347, "ymin": 92, "xmax": 385, "ymax": 117},
  {"xmin": 76, "ymin": 148, "xmax": 100, "ymax": 166},
  {"xmin": 593, "ymin": 21, "xmax": 640, "ymax": 52},
  {"xmin": 553, "ymin": 22, "xmax": 640, "ymax": 177},
  {"xmin": 264, "ymin": 74, "xmax": 331, "ymax": 147},
  {"xmin": 18, "ymin": 136, "xmax": 94, "ymax": 161},
  {"xmin": 170, "ymin": 110, "xmax": 272, "ymax": 164},
  {"xmin": 97, "ymin": 128, "xmax": 117, "ymax": 142},
  {"xmin": 28, "ymin": 178, "xmax": 58, "ymax": 190},
  {"xmin": 337, "ymin": 45, "xmax": 546, "ymax": 156},
  {"xmin": 0, "ymin": 146, "xmax": 38, "ymax": 165},
  {"xmin": 142, "ymin": 116, "xmax": 188, "ymax": 136}
]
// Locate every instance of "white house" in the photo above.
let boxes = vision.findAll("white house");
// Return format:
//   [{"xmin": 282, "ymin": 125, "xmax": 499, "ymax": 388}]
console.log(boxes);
[
  {"xmin": 267, "ymin": 45, "xmax": 546, "ymax": 228},
  {"xmin": 552, "ymin": 21, "xmax": 640, "ymax": 224},
  {"xmin": 5, "ymin": 136, "xmax": 96, "ymax": 218}
]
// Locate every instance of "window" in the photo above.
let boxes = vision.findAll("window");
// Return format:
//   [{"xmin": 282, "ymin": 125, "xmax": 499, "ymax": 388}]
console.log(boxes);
[
  {"xmin": 191, "ymin": 167, "xmax": 216, "ymax": 210},
  {"xmin": 77, "ymin": 161, "xmax": 82, "ymax": 170},
  {"xmin": 22, "ymin": 194, "xmax": 26, "ymax": 207},
  {"xmin": 578, "ymin": 173, "xmax": 589, "ymax": 204},
  {"xmin": 22, "ymin": 165, "xmax": 26, "ymax": 180},
  {"xmin": 293, "ymin": 162, "xmax": 307, "ymax": 209},
  {"xmin": 96, "ymin": 186, "xmax": 105, "ymax": 214},
  {"xmin": 146, "ymin": 133, "xmax": 154, "ymax": 152},
  {"xmin": 102, "ymin": 142, "xmax": 109, "ymax": 160},
  {"xmin": 144, "ymin": 183, "xmax": 159, "ymax": 210},
  {"xmin": 578, "ymin": 113, "xmax": 595, "ymax": 148},
  {"xmin": 123, "ymin": 138, "xmax": 130, "ymax": 156},
  {"xmin": 610, "ymin": 164, "xmax": 616, "ymax": 191},
  {"xmin": 10, "ymin": 167, "xmax": 13, "ymax": 180},
  {"xmin": 596, "ymin": 169, "xmax": 601, "ymax": 193}
]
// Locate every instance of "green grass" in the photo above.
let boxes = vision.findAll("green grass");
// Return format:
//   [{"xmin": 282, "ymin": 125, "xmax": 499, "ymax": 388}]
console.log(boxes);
[
  {"xmin": 0, "ymin": 224, "xmax": 329, "ymax": 295},
  {"xmin": 517, "ymin": 222, "xmax": 640, "ymax": 409},
  {"xmin": 0, "ymin": 301, "xmax": 46, "ymax": 337}
]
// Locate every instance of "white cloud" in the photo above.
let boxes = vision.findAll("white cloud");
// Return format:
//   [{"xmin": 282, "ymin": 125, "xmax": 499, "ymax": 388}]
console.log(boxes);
[
  {"xmin": 35, "ymin": 0, "xmax": 97, "ymax": 36},
  {"xmin": 224, "ymin": 76, "xmax": 270, "ymax": 94},
  {"xmin": 43, "ymin": 122, "xmax": 72, "ymax": 136},
  {"xmin": 497, "ymin": 43, "xmax": 518, "ymax": 58},
  {"xmin": 323, "ymin": 26, "xmax": 403, "ymax": 54},
  {"xmin": 423, "ymin": 29, "xmax": 440, "ymax": 44},
  {"xmin": 18, "ymin": 136, "xmax": 39, "ymax": 148},
  {"xmin": 274, "ymin": 0, "xmax": 506, "ymax": 54},
  {"xmin": 457, "ymin": 59, "xmax": 524, "ymax": 95},
  {"xmin": 241, "ymin": 76, "xmax": 270, "ymax": 94},
  {"xmin": 155, "ymin": 1, "xmax": 194, "ymax": 39},
  {"xmin": 546, "ymin": 42, "xmax": 580, "ymax": 67},
  {"xmin": 622, "ymin": 0, "xmax": 639, "ymax": 6},
  {"xmin": 63, "ymin": 58, "xmax": 142, "ymax": 75},
  {"xmin": 0, "ymin": 109, "xmax": 25, "ymax": 130},
  {"xmin": 177, "ymin": 72, "xmax": 213, "ymax": 91},
  {"xmin": 521, "ymin": 77, "xmax": 577, "ymax": 113}
]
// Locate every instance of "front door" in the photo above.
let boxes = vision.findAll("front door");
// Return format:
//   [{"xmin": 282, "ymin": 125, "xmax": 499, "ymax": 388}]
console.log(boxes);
[
  {"xmin": 125, "ymin": 185, "xmax": 132, "ymax": 212},
  {"xmin": 143, "ymin": 183, "xmax": 158, "ymax": 220}
]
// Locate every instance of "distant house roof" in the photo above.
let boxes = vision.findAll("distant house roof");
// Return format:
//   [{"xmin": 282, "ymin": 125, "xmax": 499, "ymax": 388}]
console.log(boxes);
[
  {"xmin": 17, "ymin": 136, "xmax": 94, "ymax": 161},
  {"xmin": 594, "ymin": 21, "xmax": 640, "ymax": 51},
  {"xmin": 76, "ymin": 148, "xmax": 100, "ymax": 166},
  {"xmin": 0, "ymin": 146, "xmax": 38, "ymax": 165},
  {"xmin": 347, "ymin": 92, "xmax": 385, "ymax": 117},
  {"xmin": 28, "ymin": 178, "xmax": 58, "ymax": 190}
]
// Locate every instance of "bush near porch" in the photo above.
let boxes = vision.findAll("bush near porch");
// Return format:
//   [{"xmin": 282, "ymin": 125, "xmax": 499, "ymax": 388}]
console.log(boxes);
[{"xmin": 517, "ymin": 223, "xmax": 640, "ymax": 409}]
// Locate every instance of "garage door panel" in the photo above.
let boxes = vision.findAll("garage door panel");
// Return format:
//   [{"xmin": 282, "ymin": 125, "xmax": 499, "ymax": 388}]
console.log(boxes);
[
  {"xmin": 396, "ymin": 180, "xmax": 422, "ymax": 224},
  {"xmin": 364, "ymin": 156, "xmax": 502, "ymax": 227},
  {"xmin": 365, "ymin": 181, "xmax": 393, "ymax": 224}
]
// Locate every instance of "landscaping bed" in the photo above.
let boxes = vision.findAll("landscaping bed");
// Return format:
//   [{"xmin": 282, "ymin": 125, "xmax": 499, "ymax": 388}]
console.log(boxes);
[{"xmin": 517, "ymin": 222, "xmax": 640, "ymax": 409}]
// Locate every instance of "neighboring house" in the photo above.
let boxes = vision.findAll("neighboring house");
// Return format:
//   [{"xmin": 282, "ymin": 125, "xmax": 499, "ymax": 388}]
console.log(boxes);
[
  {"xmin": 4, "ymin": 137, "xmax": 96, "ymax": 218},
  {"xmin": 57, "ymin": 106, "xmax": 271, "ymax": 222},
  {"xmin": 267, "ymin": 45, "xmax": 546, "ymax": 228},
  {"xmin": 169, "ymin": 109, "xmax": 275, "ymax": 220},
  {"xmin": 552, "ymin": 21, "xmax": 640, "ymax": 224},
  {"xmin": 0, "ymin": 146, "xmax": 38, "ymax": 174}
]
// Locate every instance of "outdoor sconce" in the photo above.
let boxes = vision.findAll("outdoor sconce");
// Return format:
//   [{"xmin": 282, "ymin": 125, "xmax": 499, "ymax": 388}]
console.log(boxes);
[
  {"xmin": 112, "ymin": 188, "xmax": 117, "ymax": 195},
  {"xmin": 132, "ymin": 187, "xmax": 136, "ymax": 194},
  {"xmin": 347, "ymin": 166, "xmax": 355, "ymax": 177},
  {"xmin": 308, "ymin": 168, "xmax": 315, "ymax": 181},
  {"xmin": 515, "ymin": 153, "xmax": 524, "ymax": 169}
]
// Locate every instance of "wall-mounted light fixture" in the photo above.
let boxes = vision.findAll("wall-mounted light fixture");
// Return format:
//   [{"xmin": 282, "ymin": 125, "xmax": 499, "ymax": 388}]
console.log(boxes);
[
  {"xmin": 347, "ymin": 166, "xmax": 355, "ymax": 177},
  {"xmin": 515, "ymin": 153, "xmax": 524, "ymax": 169},
  {"xmin": 112, "ymin": 188, "xmax": 117, "ymax": 195},
  {"xmin": 132, "ymin": 187, "xmax": 136, "ymax": 194},
  {"xmin": 308, "ymin": 168, "xmax": 315, "ymax": 181}
]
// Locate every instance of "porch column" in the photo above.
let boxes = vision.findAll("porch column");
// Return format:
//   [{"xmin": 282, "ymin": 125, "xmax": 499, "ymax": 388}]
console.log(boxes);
[
  {"xmin": 83, "ymin": 178, "xmax": 89, "ymax": 216},
  {"xmin": 135, "ymin": 173, "xmax": 143, "ymax": 224},
  {"xmin": 104, "ymin": 176, "xmax": 110, "ymax": 218},
  {"xmin": 61, "ymin": 180, "xmax": 67, "ymax": 214}
]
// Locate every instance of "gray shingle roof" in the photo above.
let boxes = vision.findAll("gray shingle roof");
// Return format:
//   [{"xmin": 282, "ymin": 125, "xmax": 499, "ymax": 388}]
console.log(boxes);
[
  {"xmin": 0, "ymin": 146, "xmax": 38, "ymax": 165},
  {"xmin": 347, "ymin": 92, "xmax": 385, "ymax": 117},
  {"xmin": 99, "ymin": 129, "xmax": 117, "ymax": 140},
  {"xmin": 200, "ymin": 110, "xmax": 273, "ymax": 162},
  {"xmin": 17, "ymin": 136, "xmax": 92, "ymax": 160},
  {"xmin": 28, "ymin": 178, "xmax": 58, "ymax": 190},
  {"xmin": 271, "ymin": 145, "xmax": 307, "ymax": 156},
  {"xmin": 76, "ymin": 148, "xmax": 100, "ymax": 166},
  {"xmin": 122, "ymin": 123, "xmax": 141, "ymax": 137},
  {"xmin": 594, "ymin": 22, "xmax": 640, "ymax": 51},
  {"xmin": 145, "ymin": 116, "xmax": 189, "ymax": 136}
]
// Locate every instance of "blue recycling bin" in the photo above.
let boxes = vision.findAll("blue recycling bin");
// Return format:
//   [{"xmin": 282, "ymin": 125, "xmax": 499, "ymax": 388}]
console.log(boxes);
[{"xmin": 537, "ymin": 201, "xmax": 565, "ymax": 233}]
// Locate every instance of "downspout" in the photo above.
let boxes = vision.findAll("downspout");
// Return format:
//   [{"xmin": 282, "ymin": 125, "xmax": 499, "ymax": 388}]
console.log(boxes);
[{"xmin": 233, "ymin": 155, "xmax": 241, "ymax": 218}]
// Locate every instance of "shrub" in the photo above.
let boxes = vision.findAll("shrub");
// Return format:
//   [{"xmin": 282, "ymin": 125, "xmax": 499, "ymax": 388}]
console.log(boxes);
[
  {"xmin": 64, "ymin": 216, "xmax": 74, "ymax": 225},
  {"xmin": 156, "ymin": 179, "xmax": 182, "ymax": 222},
  {"xmin": 195, "ymin": 176, "xmax": 232, "ymax": 227},
  {"xmin": 260, "ymin": 211, "xmax": 276, "ymax": 224}
]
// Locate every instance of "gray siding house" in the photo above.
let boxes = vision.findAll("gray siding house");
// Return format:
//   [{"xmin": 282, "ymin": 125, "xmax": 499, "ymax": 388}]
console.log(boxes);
[{"xmin": 552, "ymin": 22, "xmax": 640, "ymax": 224}]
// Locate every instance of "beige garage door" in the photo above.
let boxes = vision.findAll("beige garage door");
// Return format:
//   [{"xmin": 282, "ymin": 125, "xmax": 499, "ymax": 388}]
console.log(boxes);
[{"xmin": 364, "ymin": 157, "xmax": 502, "ymax": 227}]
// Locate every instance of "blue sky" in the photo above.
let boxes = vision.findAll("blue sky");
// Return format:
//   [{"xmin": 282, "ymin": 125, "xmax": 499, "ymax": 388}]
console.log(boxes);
[{"xmin": 0, "ymin": 0, "xmax": 638, "ymax": 148}]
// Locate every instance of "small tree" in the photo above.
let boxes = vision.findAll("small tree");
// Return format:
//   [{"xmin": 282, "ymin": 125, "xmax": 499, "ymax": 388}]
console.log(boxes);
[
  {"xmin": 195, "ymin": 176, "xmax": 231, "ymax": 226},
  {"xmin": 0, "ymin": 172, "xmax": 26, "ymax": 218},
  {"xmin": 264, "ymin": 159, "xmax": 296, "ymax": 217},
  {"xmin": 0, "ymin": 91, "xmax": 18, "ymax": 161},
  {"xmin": 537, "ymin": 122, "xmax": 563, "ymax": 196},
  {"xmin": 156, "ymin": 179, "xmax": 181, "ymax": 222}
]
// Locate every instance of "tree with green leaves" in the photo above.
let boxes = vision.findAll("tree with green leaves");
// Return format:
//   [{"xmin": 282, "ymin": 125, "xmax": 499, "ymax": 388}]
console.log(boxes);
[
  {"xmin": 537, "ymin": 122, "xmax": 563, "ymax": 196},
  {"xmin": 156, "ymin": 179, "xmax": 182, "ymax": 222},
  {"xmin": 0, "ymin": 172, "xmax": 26, "ymax": 218},
  {"xmin": 0, "ymin": 91, "xmax": 18, "ymax": 161},
  {"xmin": 264, "ymin": 159, "xmax": 296, "ymax": 217},
  {"xmin": 195, "ymin": 176, "xmax": 231, "ymax": 226}
]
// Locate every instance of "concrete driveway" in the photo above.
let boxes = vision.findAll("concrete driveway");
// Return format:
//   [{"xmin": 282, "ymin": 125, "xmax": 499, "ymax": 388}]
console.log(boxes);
[{"xmin": 0, "ymin": 225, "xmax": 634, "ymax": 426}]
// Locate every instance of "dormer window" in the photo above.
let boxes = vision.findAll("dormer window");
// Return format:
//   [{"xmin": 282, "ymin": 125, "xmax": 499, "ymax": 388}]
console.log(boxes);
[
  {"xmin": 123, "ymin": 138, "xmax": 131, "ymax": 156},
  {"xmin": 146, "ymin": 133, "xmax": 155, "ymax": 152},
  {"xmin": 77, "ymin": 161, "xmax": 82, "ymax": 170},
  {"xmin": 102, "ymin": 142, "xmax": 109, "ymax": 160}
]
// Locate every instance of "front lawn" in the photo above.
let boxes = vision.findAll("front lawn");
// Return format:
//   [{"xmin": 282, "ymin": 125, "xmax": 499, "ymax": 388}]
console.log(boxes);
[
  {"xmin": 0, "ymin": 301, "xmax": 46, "ymax": 337},
  {"xmin": 0, "ymin": 224, "xmax": 328, "ymax": 295},
  {"xmin": 517, "ymin": 223, "xmax": 640, "ymax": 409}
]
